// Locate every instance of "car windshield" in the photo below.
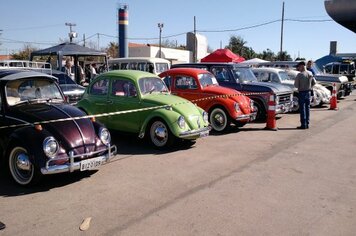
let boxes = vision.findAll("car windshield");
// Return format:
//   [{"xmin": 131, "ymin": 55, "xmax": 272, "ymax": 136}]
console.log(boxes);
[
  {"xmin": 312, "ymin": 64, "xmax": 323, "ymax": 75},
  {"xmin": 231, "ymin": 67, "xmax": 258, "ymax": 83},
  {"xmin": 278, "ymin": 71, "xmax": 291, "ymax": 81},
  {"xmin": 5, "ymin": 78, "xmax": 64, "ymax": 106},
  {"xmin": 139, "ymin": 77, "xmax": 169, "ymax": 95},
  {"xmin": 198, "ymin": 73, "xmax": 218, "ymax": 87}
]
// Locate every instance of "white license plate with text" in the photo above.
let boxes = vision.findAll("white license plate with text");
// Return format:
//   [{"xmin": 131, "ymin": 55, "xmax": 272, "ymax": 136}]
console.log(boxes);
[{"xmin": 80, "ymin": 157, "xmax": 103, "ymax": 171}]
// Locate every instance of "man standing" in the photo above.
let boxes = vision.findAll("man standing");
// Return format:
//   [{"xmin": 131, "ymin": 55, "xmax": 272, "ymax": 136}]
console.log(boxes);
[{"xmin": 294, "ymin": 61, "xmax": 316, "ymax": 129}]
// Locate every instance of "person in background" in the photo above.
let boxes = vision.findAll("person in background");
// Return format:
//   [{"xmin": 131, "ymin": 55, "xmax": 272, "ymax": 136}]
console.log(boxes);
[
  {"xmin": 61, "ymin": 58, "xmax": 75, "ymax": 81},
  {"xmin": 307, "ymin": 60, "xmax": 316, "ymax": 76},
  {"xmin": 294, "ymin": 61, "xmax": 316, "ymax": 129},
  {"xmin": 90, "ymin": 63, "xmax": 97, "ymax": 81}
]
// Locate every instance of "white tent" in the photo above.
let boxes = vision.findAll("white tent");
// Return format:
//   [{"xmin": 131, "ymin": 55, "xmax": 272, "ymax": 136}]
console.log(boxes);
[{"xmin": 239, "ymin": 58, "xmax": 269, "ymax": 66}]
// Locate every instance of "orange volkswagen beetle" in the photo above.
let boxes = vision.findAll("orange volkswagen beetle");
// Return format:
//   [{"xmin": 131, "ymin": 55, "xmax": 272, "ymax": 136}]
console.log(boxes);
[{"xmin": 159, "ymin": 68, "xmax": 256, "ymax": 132}]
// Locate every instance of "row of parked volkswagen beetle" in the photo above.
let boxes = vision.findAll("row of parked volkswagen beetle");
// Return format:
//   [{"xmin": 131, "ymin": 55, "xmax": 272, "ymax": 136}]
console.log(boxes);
[{"xmin": 0, "ymin": 59, "xmax": 348, "ymax": 186}]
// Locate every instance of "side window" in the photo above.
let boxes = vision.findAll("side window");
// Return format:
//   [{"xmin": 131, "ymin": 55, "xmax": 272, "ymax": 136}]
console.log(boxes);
[
  {"xmin": 111, "ymin": 79, "xmax": 137, "ymax": 97},
  {"xmin": 137, "ymin": 62, "xmax": 146, "ymax": 72},
  {"xmin": 90, "ymin": 78, "xmax": 109, "ymax": 95},
  {"xmin": 120, "ymin": 63, "xmax": 128, "ymax": 70},
  {"xmin": 324, "ymin": 65, "xmax": 332, "ymax": 73},
  {"xmin": 175, "ymin": 76, "xmax": 197, "ymax": 89},
  {"xmin": 129, "ymin": 62, "xmax": 137, "ymax": 70},
  {"xmin": 163, "ymin": 76, "xmax": 172, "ymax": 90},
  {"xmin": 271, "ymin": 73, "xmax": 279, "ymax": 83},
  {"xmin": 332, "ymin": 65, "xmax": 339, "ymax": 74},
  {"xmin": 211, "ymin": 67, "xmax": 229, "ymax": 82}
]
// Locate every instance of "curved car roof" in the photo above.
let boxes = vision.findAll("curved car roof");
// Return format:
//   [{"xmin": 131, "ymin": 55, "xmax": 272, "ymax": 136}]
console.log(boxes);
[
  {"xmin": 95, "ymin": 70, "xmax": 160, "ymax": 82},
  {"xmin": 161, "ymin": 68, "xmax": 212, "ymax": 76},
  {"xmin": 0, "ymin": 70, "xmax": 56, "ymax": 81}
]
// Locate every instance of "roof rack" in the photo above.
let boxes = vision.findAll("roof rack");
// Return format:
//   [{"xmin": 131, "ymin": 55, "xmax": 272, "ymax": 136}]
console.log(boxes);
[{"xmin": 0, "ymin": 60, "xmax": 52, "ymax": 75}]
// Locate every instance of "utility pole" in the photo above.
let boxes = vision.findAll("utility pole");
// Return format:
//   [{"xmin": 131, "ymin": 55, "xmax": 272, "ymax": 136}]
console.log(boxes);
[
  {"xmin": 158, "ymin": 23, "xmax": 164, "ymax": 58},
  {"xmin": 280, "ymin": 2, "xmax": 285, "ymax": 60},
  {"xmin": 194, "ymin": 16, "xmax": 197, "ymax": 63},
  {"xmin": 65, "ymin": 22, "xmax": 77, "ymax": 43},
  {"xmin": 97, "ymin": 33, "xmax": 100, "ymax": 50}
]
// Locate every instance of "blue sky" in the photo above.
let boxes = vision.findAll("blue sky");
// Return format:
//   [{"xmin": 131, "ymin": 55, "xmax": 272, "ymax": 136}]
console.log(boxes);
[{"xmin": 0, "ymin": 0, "xmax": 355, "ymax": 60}]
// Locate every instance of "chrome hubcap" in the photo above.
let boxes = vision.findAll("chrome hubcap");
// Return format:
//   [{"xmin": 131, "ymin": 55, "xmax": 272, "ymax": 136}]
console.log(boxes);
[
  {"xmin": 16, "ymin": 153, "xmax": 31, "ymax": 171},
  {"xmin": 150, "ymin": 121, "xmax": 168, "ymax": 147}
]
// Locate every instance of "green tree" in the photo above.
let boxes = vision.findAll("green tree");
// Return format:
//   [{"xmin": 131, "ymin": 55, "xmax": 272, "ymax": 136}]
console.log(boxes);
[
  {"xmin": 225, "ymin": 35, "xmax": 256, "ymax": 60},
  {"xmin": 276, "ymin": 51, "xmax": 292, "ymax": 61},
  {"xmin": 11, "ymin": 44, "xmax": 38, "ymax": 60},
  {"xmin": 106, "ymin": 42, "xmax": 118, "ymax": 58}
]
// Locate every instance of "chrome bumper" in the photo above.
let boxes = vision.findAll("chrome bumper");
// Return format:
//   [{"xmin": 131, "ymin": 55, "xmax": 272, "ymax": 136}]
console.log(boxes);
[
  {"xmin": 41, "ymin": 145, "xmax": 117, "ymax": 175},
  {"xmin": 276, "ymin": 102, "xmax": 293, "ymax": 114},
  {"xmin": 236, "ymin": 112, "xmax": 257, "ymax": 121},
  {"xmin": 179, "ymin": 126, "xmax": 211, "ymax": 139}
]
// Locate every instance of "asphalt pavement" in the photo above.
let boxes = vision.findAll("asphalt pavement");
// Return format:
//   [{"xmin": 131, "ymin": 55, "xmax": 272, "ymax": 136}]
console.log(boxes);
[{"xmin": 1, "ymin": 94, "xmax": 356, "ymax": 236}]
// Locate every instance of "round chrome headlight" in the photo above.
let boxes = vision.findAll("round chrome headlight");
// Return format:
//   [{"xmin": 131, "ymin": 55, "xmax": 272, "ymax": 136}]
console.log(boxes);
[
  {"xmin": 202, "ymin": 111, "xmax": 208, "ymax": 123},
  {"xmin": 43, "ymin": 137, "xmax": 59, "ymax": 158},
  {"xmin": 177, "ymin": 116, "xmax": 186, "ymax": 129},
  {"xmin": 99, "ymin": 127, "xmax": 111, "ymax": 146},
  {"xmin": 234, "ymin": 102, "xmax": 241, "ymax": 112}
]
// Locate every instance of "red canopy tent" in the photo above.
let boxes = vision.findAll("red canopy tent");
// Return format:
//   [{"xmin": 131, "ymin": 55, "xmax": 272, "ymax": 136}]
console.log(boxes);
[{"xmin": 201, "ymin": 49, "xmax": 245, "ymax": 63}]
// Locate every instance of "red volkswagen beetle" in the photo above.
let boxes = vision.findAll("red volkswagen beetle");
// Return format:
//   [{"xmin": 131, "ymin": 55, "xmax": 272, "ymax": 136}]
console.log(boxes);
[{"xmin": 159, "ymin": 68, "xmax": 256, "ymax": 132}]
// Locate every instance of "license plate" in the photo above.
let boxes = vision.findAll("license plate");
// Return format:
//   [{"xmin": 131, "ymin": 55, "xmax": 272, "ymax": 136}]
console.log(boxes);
[
  {"xmin": 80, "ymin": 157, "xmax": 103, "ymax": 171},
  {"xmin": 200, "ymin": 131, "xmax": 209, "ymax": 138}
]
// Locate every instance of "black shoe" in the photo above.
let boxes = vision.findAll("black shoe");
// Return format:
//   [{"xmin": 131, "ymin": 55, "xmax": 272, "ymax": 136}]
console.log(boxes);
[
  {"xmin": 0, "ymin": 221, "xmax": 5, "ymax": 230},
  {"xmin": 297, "ymin": 126, "xmax": 307, "ymax": 129}
]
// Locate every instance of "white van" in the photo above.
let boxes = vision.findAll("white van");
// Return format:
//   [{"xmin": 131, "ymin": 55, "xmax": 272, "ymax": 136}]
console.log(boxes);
[{"xmin": 108, "ymin": 57, "xmax": 170, "ymax": 75}]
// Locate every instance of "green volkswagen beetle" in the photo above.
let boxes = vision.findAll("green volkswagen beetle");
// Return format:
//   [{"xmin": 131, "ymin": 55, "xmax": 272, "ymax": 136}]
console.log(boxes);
[{"xmin": 77, "ymin": 70, "xmax": 210, "ymax": 148}]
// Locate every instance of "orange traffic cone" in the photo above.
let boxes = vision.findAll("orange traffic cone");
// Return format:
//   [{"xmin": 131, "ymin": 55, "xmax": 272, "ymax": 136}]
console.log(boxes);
[
  {"xmin": 329, "ymin": 82, "xmax": 338, "ymax": 110},
  {"xmin": 265, "ymin": 94, "xmax": 278, "ymax": 131}
]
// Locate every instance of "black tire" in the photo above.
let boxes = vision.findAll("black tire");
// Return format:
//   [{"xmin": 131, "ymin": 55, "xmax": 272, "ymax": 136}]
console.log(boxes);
[
  {"xmin": 8, "ymin": 145, "xmax": 42, "ymax": 186},
  {"xmin": 209, "ymin": 107, "xmax": 230, "ymax": 132},
  {"xmin": 232, "ymin": 120, "xmax": 247, "ymax": 128},
  {"xmin": 147, "ymin": 119, "xmax": 175, "ymax": 149},
  {"xmin": 252, "ymin": 101, "xmax": 266, "ymax": 121}
]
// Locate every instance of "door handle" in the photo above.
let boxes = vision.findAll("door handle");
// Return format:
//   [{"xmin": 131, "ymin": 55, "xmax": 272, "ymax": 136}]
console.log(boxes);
[{"xmin": 106, "ymin": 100, "xmax": 113, "ymax": 104}]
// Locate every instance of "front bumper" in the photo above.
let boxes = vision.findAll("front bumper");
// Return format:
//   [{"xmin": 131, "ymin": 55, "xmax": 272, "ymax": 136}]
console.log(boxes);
[
  {"xmin": 276, "ymin": 102, "xmax": 293, "ymax": 114},
  {"xmin": 179, "ymin": 126, "xmax": 211, "ymax": 139},
  {"xmin": 41, "ymin": 145, "xmax": 117, "ymax": 175},
  {"xmin": 236, "ymin": 112, "xmax": 257, "ymax": 122}
]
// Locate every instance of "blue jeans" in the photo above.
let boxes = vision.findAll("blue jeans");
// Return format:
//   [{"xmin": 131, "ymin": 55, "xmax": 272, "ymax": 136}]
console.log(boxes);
[{"xmin": 298, "ymin": 91, "xmax": 311, "ymax": 128}]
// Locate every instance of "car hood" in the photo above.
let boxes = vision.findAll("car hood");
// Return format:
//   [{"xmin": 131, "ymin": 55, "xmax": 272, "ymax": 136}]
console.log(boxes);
[
  {"xmin": 12, "ymin": 103, "xmax": 96, "ymax": 153},
  {"xmin": 281, "ymin": 80, "xmax": 298, "ymax": 91},
  {"xmin": 241, "ymin": 81, "xmax": 293, "ymax": 94},
  {"xmin": 202, "ymin": 86, "xmax": 251, "ymax": 113}
]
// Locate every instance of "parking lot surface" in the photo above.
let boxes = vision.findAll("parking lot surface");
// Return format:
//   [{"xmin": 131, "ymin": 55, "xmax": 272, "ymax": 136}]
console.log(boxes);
[{"xmin": 1, "ymin": 94, "xmax": 356, "ymax": 236}]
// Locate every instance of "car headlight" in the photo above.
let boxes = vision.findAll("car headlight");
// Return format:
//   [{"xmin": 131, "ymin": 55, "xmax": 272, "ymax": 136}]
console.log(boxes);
[
  {"xmin": 202, "ymin": 111, "xmax": 208, "ymax": 123},
  {"xmin": 234, "ymin": 102, "xmax": 241, "ymax": 112},
  {"xmin": 99, "ymin": 127, "xmax": 111, "ymax": 146},
  {"xmin": 275, "ymin": 95, "xmax": 280, "ymax": 105},
  {"xmin": 177, "ymin": 116, "xmax": 186, "ymax": 129},
  {"xmin": 43, "ymin": 137, "xmax": 59, "ymax": 158}
]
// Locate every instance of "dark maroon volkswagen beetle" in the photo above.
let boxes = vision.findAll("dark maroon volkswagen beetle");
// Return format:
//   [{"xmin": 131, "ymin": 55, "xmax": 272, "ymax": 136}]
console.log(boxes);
[{"xmin": 0, "ymin": 70, "xmax": 117, "ymax": 186}]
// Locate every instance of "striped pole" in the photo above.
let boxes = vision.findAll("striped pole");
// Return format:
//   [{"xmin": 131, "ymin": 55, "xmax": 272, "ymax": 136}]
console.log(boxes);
[
  {"xmin": 118, "ymin": 5, "xmax": 129, "ymax": 58},
  {"xmin": 265, "ymin": 94, "xmax": 278, "ymax": 131}
]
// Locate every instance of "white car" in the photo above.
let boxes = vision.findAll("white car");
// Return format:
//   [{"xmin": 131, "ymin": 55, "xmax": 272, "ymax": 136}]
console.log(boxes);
[{"xmin": 252, "ymin": 67, "xmax": 331, "ymax": 112}]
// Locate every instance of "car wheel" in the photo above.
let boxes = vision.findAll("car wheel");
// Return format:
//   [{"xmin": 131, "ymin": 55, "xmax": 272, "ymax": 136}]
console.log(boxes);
[
  {"xmin": 252, "ymin": 101, "xmax": 266, "ymax": 121},
  {"xmin": 209, "ymin": 107, "xmax": 230, "ymax": 132},
  {"xmin": 8, "ymin": 146, "xmax": 41, "ymax": 186},
  {"xmin": 149, "ymin": 120, "xmax": 175, "ymax": 148},
  {"xmin": 291, "ymin": 96, "xmax": 299, "ymax": 112}
]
